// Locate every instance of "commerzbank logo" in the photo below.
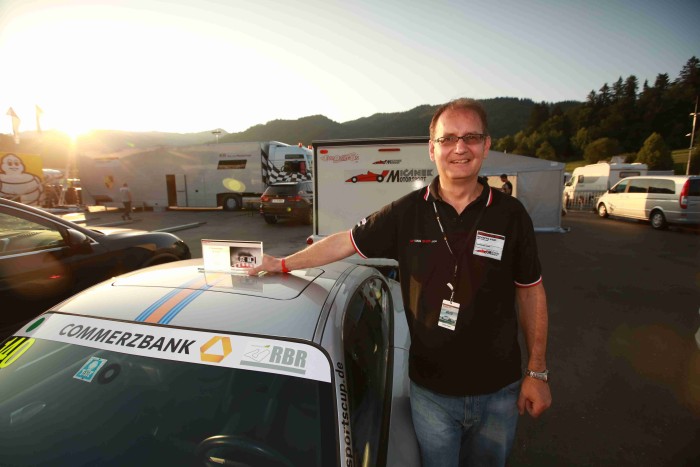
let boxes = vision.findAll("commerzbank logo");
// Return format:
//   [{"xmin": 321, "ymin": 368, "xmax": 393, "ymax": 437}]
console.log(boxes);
[
  {"xmin": 200, "ymin": 336, "xmax": 232, "ymax": 363},
  {"xmin": 240, "ymin": 342, "xmax": 308, "ymax": 375}
]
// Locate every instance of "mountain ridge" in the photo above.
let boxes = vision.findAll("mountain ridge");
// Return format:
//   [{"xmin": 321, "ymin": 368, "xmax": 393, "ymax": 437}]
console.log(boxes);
[{"xmin": 0, "ymin": 97, "xmax": 579, "ymax": 171}]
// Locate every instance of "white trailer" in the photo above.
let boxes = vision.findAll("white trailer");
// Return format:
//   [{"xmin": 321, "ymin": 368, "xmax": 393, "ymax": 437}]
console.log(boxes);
[
  {"xmin": 312, "ymin": 138, "xmax": 434, "ymax": 236},
  {"xmin": 78, "ymin": 141, "xmax": 312, "ymax": 211},
  {"xmin": 563, "ymin": 161, "xmax": 647, "ymax": 207}
]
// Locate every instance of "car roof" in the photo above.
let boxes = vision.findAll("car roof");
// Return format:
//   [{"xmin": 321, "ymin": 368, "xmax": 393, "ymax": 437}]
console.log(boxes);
[
  {"xmin": 267, "ymin": 182, "xmax": 304, "ymax": 186},
  {"xmin": 55, "ymin": 258, "xmax": 356, "ymax": 342},
  {"xmin": 622, "ymin": 175, "xmax": 698, "ymax": 181}
]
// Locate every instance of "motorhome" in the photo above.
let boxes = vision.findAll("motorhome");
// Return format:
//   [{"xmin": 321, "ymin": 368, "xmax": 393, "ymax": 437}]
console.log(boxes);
[
  {"xmin": 563, "ymin": 162, "xmax": 647, "ymax": 208},
  {"xmin": 78, "ymin": 141, "xmax": 312, "ymax": 211}
]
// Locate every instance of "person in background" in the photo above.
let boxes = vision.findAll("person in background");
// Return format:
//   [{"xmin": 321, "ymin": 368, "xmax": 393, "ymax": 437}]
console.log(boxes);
[
  {"xmin": 249, "ymin": 98, "xmax": 551, "ymax": 467},
  {"xmin": 500, "ymin": 173, "xmax": 513, "ymax": 196},
  {"xmin": 65, "ymin": 181, "xmax": 78, "ymax": 205},
  {"xmin": 119, "ymin": 182, "xmax": 133, "ymax": 220}
]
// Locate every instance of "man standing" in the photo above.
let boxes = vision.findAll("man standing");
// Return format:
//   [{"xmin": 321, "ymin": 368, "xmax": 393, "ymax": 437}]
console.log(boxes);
[
  {"xmin": 119, "ymin": 182, "xmax": 133, "ymax": 220},
  {"xmin": 249, "ymin": 98, "xmax": 551, "ymax": 466},
  {"xmin": 500, "ymin": 173, "xmax": 513, "ymax": 195}
]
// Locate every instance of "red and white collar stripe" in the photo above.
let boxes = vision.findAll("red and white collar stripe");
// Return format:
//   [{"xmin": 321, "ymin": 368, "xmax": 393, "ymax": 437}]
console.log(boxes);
[{"xmin": 424, "ymin": 184, "xmax": 493, "ymax": 206}]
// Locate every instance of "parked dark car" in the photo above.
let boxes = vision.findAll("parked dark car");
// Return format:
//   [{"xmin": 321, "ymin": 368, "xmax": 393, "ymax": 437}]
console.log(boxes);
[
  {"xmin": 0, "ymin": 198, "xmax": 191, "ymax": 319},
  {"xmin": 260, "ymin": 181, "xmax": 313, "ymax": 225}
]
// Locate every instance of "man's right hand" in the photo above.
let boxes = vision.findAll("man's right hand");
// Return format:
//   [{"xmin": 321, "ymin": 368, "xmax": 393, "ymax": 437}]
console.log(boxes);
[
  {"xmin": 246, "ymin": 231, "xmax": 356, "ymax": 276},
  {"xmin": 247, "ymin": 254, "xmax": 282, "ymax": 276}
]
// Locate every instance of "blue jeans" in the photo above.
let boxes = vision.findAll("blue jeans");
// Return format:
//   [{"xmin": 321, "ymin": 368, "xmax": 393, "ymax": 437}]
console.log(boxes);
[{"xmin": 410, "ymin": 380, "xmax": 520, "ymax": 467}]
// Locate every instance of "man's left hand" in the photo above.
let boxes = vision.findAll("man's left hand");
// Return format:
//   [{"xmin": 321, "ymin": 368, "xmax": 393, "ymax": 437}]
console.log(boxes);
[{"xmin": 517, "ymin": 377, "xmax": 551, "ymax": 418}]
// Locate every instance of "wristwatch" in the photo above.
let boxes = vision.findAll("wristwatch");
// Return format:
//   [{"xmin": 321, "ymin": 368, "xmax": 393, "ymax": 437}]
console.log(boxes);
[{"xmin": 525, "ymin": 368, "xmax": 549, "ymax": 383}]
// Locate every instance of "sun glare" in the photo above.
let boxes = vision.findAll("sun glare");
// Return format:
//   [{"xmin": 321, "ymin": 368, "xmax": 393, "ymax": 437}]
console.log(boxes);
[
  {"xmin": 62, "ymin": 126, "xmax": 86, "ymax": 142},
  {"xmin": 46, "ymin": 113, "xmax": 92, "ymax": 141}
]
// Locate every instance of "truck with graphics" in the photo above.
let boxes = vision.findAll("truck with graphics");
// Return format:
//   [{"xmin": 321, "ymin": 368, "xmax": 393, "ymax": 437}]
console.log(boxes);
[
  {"xmin": 311, "ymin": 137, "xmax": 434, "ymax": 237},
  {"xmin": 78, "ymin": 141, "xmax": 312, "ymax": 211}
]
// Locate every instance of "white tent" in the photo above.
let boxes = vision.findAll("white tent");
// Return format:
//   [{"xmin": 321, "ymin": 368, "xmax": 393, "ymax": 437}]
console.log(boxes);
[
  {"xmin": 481, "ymin": 151, "xmax": 566, "ymax": 232},
  {"xmin": 313, "ymin": 138, "xmax": 566, "ymax": 234}
]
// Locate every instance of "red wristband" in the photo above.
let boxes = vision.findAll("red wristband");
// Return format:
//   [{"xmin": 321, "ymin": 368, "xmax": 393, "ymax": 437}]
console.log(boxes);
[{"xmin": 280, "ymin": 258, "xmax": 290, "ymax": 274}]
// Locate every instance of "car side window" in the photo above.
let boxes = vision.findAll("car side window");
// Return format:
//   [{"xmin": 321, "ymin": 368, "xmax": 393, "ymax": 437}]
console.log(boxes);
[
  {"xmin": 0, "ymin": 210, "xmax": 66, "ymax": 255},
  {"xmin": 648, "ymin": 179, "xmax": 675, "ymax": 194},
  {"xmin": 612, "ymin": 180, "xmax": 628, "ymax": 193},
  {"xmin": 627, "ymin": 180, "xmax": 648, "ymax": 193},
  {"xmin": 342, "ymin": 276, "xmax": 393, "ymax": 466}
]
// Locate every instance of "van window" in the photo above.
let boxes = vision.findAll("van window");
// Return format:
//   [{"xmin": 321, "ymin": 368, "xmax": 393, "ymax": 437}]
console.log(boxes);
[
  {"xmin": 579, "ymin": 175, "xmax": 601, "ymax": 185},
  {"xmin": 610, "ymin": 180, "xmax": 629, "ymax": 193},
  {"xmin": 627, "ymin": 179, "xmax": 648, "ymax": 193},
  {"xmin": 647, "ymin": 179, "xmax": 675, "ymax": 194},
  {"xmin": 688, "ymin": 179, "xmax": 700, "ymax": 197},
  {"xmin": 264, "ymin": 184, "xmax": 301, "ymax": 196},
  {"xmin": 217, "ymin": 160, "xmax": 246, "ymax": 169}
]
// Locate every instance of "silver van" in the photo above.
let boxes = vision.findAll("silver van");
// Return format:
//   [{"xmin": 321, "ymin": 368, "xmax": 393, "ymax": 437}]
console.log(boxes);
[{"xmin": 596, "ymin": 175, "xmax": 700, "ymax": 229}]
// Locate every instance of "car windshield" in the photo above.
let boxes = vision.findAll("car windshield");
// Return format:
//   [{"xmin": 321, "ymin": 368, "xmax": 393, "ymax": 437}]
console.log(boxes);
[
  {"xmin": 0, "ymin": 314, "xmax": 336, "ymax": 467},
  {"xmin": 265, "ymin": 185, "xmax": 300, "ymax": 196}
]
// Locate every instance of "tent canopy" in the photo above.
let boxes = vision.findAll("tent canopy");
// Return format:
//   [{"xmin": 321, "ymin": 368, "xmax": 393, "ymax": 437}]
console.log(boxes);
[{"xmin": 481, "ymin": 151, "xmax": 565, "ymax": 232}]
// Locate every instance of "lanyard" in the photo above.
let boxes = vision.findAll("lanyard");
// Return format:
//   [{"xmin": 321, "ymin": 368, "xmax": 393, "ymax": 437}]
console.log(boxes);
[{"xmin": 431, "ymin": 199, "xmax": 487, "ymax": 302}]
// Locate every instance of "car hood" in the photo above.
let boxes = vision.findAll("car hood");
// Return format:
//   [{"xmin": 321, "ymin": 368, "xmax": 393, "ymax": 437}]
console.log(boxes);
[{"xmin": 85, "ymin": 226, "xmax": 149, "ymax": 237}]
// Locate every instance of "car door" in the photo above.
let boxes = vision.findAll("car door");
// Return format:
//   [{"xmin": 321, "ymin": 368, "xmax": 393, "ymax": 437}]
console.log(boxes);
[
  {"xmin": 624, "ymin": 178, "xmax": 650, "ymax": 219},
  {"xmin": 604, "ymin": 179, "xmax": 629, "ymax": 215},
  {"xmin": 341, "ymin": 275, "xmax": 393, "ymax": 466},
  {"xmin": 0, "ymin": 206, "xmax": 103, "ymax": 303}
]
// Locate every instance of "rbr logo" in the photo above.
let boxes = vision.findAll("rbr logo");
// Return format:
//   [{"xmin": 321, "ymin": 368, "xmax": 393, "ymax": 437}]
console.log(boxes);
[
  {"xmin": 241, "ymin": 342, "xmax": 308, "ymax": 375},
  {"xmin": 269, "ymin": 346, "xmax": 307, "ymax": 369}
]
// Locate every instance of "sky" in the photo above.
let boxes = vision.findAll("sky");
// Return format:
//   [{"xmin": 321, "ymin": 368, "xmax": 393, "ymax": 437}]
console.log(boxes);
[{"xmin": 1, "ymin": 0, "xmax": 698, "ymax": 136}]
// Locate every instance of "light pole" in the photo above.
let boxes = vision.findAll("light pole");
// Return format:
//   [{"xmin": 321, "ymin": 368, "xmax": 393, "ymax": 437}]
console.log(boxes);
[
  {"xmin": 687, "ymin": 96, "xmax": 698, "ymax": 175},
  {"xmin": 212, "ymin": 129, "xmax": 222, "ymax": 144}
]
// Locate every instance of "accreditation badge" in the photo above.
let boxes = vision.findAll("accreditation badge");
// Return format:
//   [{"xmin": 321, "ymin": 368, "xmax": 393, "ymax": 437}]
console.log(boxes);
[
  {"xmin": 473, "ymin": 230, "xmax": 505, "ymax": 260},
  {"xmin": 438, "ymin": 300, "xmax": 460, "ymax": 331}
]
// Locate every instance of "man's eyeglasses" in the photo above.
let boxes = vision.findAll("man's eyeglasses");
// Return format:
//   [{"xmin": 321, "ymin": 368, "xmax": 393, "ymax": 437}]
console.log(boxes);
[{"xmin": 433, "ymin": 134, "xmax": 487, "ymax": 145}]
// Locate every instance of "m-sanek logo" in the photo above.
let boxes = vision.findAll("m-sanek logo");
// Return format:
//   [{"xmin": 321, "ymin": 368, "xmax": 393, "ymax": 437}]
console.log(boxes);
[
  {"xmin": 347, "ymin": 168, "xmax": 433, "ymax": 183},
  {"xmin": 240, "ymin": 343, "xmax": 308, "ymax": 375}
]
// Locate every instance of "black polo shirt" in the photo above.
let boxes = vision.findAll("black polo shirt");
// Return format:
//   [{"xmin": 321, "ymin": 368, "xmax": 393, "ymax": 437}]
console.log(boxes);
[{"xmin": 350, "ymin": 176, "xmax": 542, "ymax": 395}]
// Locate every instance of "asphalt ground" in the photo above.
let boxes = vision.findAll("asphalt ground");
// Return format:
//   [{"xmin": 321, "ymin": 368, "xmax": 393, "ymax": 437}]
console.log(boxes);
[
  {"xmin": 512, "ymin": 212, "xmax": 699, "ymax": 466},
  {"xmin": 4, "ymin": 206, "xmax": 700, "ymax": 465}
]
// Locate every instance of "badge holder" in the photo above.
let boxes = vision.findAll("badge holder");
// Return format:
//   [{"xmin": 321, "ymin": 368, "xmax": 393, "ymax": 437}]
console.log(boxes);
[{"xmin": 438, "ymin": 283, "xmax": 460, "ymax": 331}]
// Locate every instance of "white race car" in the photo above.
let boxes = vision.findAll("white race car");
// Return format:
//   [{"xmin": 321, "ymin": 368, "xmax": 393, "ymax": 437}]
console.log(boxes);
[{"xmin": 0, "ymin": 258, "xmax": 419, "ymax": 466}]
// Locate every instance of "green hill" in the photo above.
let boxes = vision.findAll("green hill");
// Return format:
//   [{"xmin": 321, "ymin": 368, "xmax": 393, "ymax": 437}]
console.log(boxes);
[{"xmin": 0, "ymin": 97, "xmax": 573, "ymax": 171}]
